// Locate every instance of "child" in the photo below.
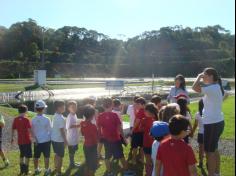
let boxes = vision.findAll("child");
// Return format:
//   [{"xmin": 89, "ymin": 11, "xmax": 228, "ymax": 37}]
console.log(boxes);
[
  {"xmin": 112, "ymin": 99, "xmax": 123, "ymax": 121},
  {"xmin": 32, "ymin": 100, "xmax": 52, "ymax": 175},
  {"xmin": 96, "ymin": 106, "xmax": 105, "ymax": 160},
  {"xmin": 151, "ymin": 95, "xmax": 162, "ymax": 111},
  {"xmin": 167, "ymin": 74, "xmax": 190, "ymax": 103},
  {"xmin": 176, "ymin": 94, "xmax": 193, "ymax": 144},
  {"xmin": 126, "ymin": 96, "xmax": 140, "ymax": 160},
  {"xmin": 11, "ymin": 104, "xmax": 32, "ymax": 175},
  {"xmin": 150, "ymin": 121, "xmax": 170, "ymax": 176},
  {"xmin": 66, "ymin": 101, "xmax": 80, "ymax": 168},
  {"xmin": 127, "ymin": 96, "xmax": 140, "ymax": 133},
  {"xmin": 97, "ymin": 98, "xmax": 130, "ymax": 176},
  {"xmin": 112, "ymin": 99, "xmax": 127, "ymax": 147},
  {"xmin": 190, "ymin": 99, "xmax": 204, "ymax": 168},
  {"xmin": 142, "ymin": 103, "xmax": 158, "ymax": 176},
  {"xmin": 131, "ymin": 97, "xmax": 146, "ymax": 165},
  {"xmin": 0, "ymin": 113, "xmax": 9, "ymax": 167},
  {"xmin": 156, "ymin": 115, "xmax": 197, "ymax": 176},
  {"xmin": 51, "ymin": 100, "xmax": 67, "ymax": 176},
  {"xmin": 80, "ymin": 105, "xmax": 99, "ymax": 176},
  {"xmin": 161, "ymin": 104, "xmax": 180, "ymax": 123}
]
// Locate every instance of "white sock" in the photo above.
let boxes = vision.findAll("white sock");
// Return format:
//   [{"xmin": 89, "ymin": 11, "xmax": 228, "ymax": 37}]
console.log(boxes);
[{"xmin": 214, "ymin": 174, "xmax": 220, "ymax": 176}]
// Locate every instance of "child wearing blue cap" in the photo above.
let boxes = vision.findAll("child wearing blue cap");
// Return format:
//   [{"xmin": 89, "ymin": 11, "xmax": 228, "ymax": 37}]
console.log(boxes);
[{"xmin": 150, "ymin": 121, "xmax": 170, "ymax": 176}]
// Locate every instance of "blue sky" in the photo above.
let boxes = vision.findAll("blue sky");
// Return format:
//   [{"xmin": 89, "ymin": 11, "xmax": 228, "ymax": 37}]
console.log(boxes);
[{"xmin": 0, "ymin": 0, "xmax": 235, "ymax": 39}]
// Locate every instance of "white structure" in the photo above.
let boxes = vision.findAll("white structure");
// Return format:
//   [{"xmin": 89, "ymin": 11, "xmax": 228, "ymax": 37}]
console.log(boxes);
[{"xmin": 34, "ymin": 70, "xmax": 46, "ymax": 86}]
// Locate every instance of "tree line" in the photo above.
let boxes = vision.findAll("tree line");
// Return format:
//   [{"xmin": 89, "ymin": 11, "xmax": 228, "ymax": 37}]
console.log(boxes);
[{"xmin": 0, "ymin": 19, "xmax": 234, "ymax": 78}]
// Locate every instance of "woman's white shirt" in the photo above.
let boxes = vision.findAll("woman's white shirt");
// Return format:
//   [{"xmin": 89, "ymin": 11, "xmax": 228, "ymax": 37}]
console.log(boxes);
[{"xmin": 202, "ymin": 84, "xmax": 224, "ymax": 124}]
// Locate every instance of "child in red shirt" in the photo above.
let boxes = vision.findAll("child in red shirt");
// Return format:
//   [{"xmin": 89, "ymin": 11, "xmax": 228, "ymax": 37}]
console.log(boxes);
[
  {"xmin": 81, "ymin": 105, "xmax": 98, "ymax": 176},
  {"xmin": 142, "ymin": 103, "xmax": 158, "ymax": 176},
  {"xmin": 156, "ymin": 115, "xmax": 197, "ymax": 176},
  {"xmin": 97, "ymin": 98, "xmax": 130, "ymax": 176},
  {"xmin": 131, "ymin": 97, "xmax": 146, "ymax": 165},
  {"xmin": 11, "ymin": 104, "xmax": 32, "ymax": 175}
]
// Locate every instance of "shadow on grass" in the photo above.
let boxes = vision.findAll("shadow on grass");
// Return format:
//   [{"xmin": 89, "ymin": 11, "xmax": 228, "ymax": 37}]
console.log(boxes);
[{"xmin": 68, "ymin": 159, "xmax": 144, "ymax": 176}]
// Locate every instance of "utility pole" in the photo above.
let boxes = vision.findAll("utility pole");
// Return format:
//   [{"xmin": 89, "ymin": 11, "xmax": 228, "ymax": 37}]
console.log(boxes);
[{"xmin": 41, "ymin": 27, "xmax": 47, "ymax": 69}]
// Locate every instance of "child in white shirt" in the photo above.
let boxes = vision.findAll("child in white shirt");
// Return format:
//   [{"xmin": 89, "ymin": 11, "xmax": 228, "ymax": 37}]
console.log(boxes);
[
  {"xmin": 190, "ymin": 99, "xmax": 205, "ymax": 168},
  {"xmin": 150, "ymin": 121, "xmax": 170, "ymax": 176},
  {"xmin": 66, "ymin": 101, "xmax": 80, "ymax": 168}
]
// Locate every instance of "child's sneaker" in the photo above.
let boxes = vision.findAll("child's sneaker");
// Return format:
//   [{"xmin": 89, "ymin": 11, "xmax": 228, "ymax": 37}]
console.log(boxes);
[
  {"xmin": 4, "ymin": 159, "xmax": 9, "ymax": 167},
  {"xmin": 44, "ymin": 169, "xmax": 51, "ymax": 176},
  {"xmin": 123, "ymin": 170, "xmax": 136, "ymax": 176},
  {"xmin": 34, "ymin": 168, "xmax": 42, "ymax": 175},
  {"xmin": 106, "ymin": 172, "xmax": 115, "ymax": 176}
]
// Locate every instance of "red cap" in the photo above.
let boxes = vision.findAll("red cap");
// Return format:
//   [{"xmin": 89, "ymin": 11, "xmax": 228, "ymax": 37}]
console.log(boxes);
[{"xmin": 174, "ymin": 93, "xmax": 188, "ymax": 100}]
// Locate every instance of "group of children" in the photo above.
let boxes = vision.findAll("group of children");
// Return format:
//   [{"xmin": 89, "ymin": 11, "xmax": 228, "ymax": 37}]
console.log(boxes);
[{"xmin": 0, "ymin": 92, "xmax": 205, "ymax": 176}]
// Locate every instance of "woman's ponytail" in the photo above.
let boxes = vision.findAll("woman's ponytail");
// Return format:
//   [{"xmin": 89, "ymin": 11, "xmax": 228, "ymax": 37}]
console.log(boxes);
[{"xmin": 218, "ymin": 76, "xmax": 225, "ymax": 96}]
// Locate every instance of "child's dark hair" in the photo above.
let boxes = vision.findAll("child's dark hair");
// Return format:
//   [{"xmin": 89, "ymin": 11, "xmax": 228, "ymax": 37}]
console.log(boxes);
[
  {"xmin": 18, "ymin": 104, "xmax": 28, "ymax": 114},
  {"xmin": 175, "ymin": 74, "xmax": 186, "ymax": 91},
  {"xmin": 204, "ymin": 67, "xmax": 225, "ymax": 96},
  {"xmin": 36, "ymin": 108, "xmax": 44, "ymax": 112},
  {"xmin": 133, "ymin": 95, "xmax": 140, "ymax": 102},
  {"xmin": 96, "ymin": 106, "xmax": 105, "ymax": 113},
  {"xmin": 113, "ymin": 99, "xmax": 121, "ymax": 107},
  {"xmin": 151, "ymin": 95, "xmax": 162, "ymax": 105},
  {"xmin": 67, "ymin": 100, "xmax": 77, "ymax": 107},
  {"xmin": 83, "ymin": 105, "xmax": 96, "ymax": 120},
  {"xmin": 145, "ymin": 103, "xmax": 159, "ymax": 120},
  {"xmin": 84, "ymin": 98, "xmax": 96, "ymax": 106},
  {"xmin": 177, "ymin": 98, "xmax": 190, "ymax": 116},
  {"xmin": 154, "ymin": 136, "xmax": 164, "ymax": 142},
  {"xmin": 169, "ymin": 115, "xmax": 190, "ymax": 135},
  {"xmin": 54, "ymin": 100, "xmax": 65, "ymax": 110},
  {"xmin": 162, "ymin": 106, "xmax": 179, "ymax": 123},
  {"xmin": 135, "ymin": 97, "xmax": 146, "ymax": 105},
  {"xmin": 103, "ymin": 97, "xmax": 113, "ymax": 109},
  {"xmin": 199, "ymin": 99, "xmax": 204, "ymax": 116}
]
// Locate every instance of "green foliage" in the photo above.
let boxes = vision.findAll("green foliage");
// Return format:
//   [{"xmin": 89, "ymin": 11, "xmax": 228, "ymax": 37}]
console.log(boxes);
[{"xmin": 0, "ymin": 20, "xmax": 235, "ymax": 78}]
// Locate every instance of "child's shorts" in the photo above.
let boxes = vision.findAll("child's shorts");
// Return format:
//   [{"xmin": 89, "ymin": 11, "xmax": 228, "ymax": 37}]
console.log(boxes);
[
  {"xmin": 68, "ymin": 145, "xmax": 78, "ymax": 155},
  {"xmin": 131, "ymin": 132, "xmax": 144, "ymax": 149},
  {"xmin": 52, "ymin": 141, "xmax": 65, "ymax": 158},
  {"xmin": 197, "ymin": 133, "xmax": 204, "ymax": 144},
  {"xmin": 99, "ymin": 138, "xmax": 106, "ymax": 144},
  {"xmin": 0, "ymin": 140, "xmax": 2, "ymax": 150},
  {"xmin": 83, "ymin": 145, "xmax": 98, "ymax": 172},
  {"xmin": 104, "ymin": 140, "xmax": 124, "ymax": 160},
  {"xmin": 143, "ymin": 147, "xmax": 152, "ymax": 155},
  {"xmin": 204, "ymin": 121, "xmax": 224, "ymax": 152},
  {"xmin": 19, "ymin": 144, "xmax": 32, "ymax": 158},
  {"xmin": 34, "ymin": 141, "xmax": 51, "ymax": 159}
]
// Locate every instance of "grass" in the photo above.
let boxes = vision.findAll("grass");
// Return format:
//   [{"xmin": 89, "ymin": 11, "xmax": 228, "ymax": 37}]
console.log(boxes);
[
  {"xmin": 0, "ymin": 145, "xmax": 234, "ymax": 176},
  {"xmin": 0, "ymin": 97, "xmax": 234, "ymax": 175}
]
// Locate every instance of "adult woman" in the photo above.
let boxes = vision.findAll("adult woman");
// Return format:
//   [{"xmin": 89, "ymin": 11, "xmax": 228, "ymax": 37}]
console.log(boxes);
[
  {"xmin": 167, "ymin": 74, "xmax": 190, "ymax": 103},
  {"xmin": 192, "ymin": 67, "xmax": 226, "ymax": 176}
]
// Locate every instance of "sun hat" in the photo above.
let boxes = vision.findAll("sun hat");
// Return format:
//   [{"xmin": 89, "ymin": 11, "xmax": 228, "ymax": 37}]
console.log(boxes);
[
  {"xmin": 174, "ymin": 93, "xmax": 188, "ymax": 100},
  {"xmin": 150, "ymin": 121, "xmax": 170, "ymax": 138},
  {"xmin": 35, "ymin": 100, "xmax": 48, "ymax": 109}
]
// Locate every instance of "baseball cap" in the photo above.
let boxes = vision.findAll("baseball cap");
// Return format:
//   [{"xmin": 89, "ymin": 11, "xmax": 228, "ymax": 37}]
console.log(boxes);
[
  {"xmin": 174, "ymin": 93, "xmax": 188, "ymax": 100},
  {"xmin": 150, "ymin": 121, "xmax": 170, "ymax": 138},
  {"xmin": 35, "ymin": 100, "xmax": 48, "ymax": 109}
]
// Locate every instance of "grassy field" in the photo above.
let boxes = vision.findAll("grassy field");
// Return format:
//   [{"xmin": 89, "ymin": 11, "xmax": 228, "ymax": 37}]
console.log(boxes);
[
  {"xmin": 0, "ymin": 146, "xmax": 235, "ymax": 176},
  {"xmin": 0, "ymin": 96, "xmax": 235, "ymax": 175}
]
